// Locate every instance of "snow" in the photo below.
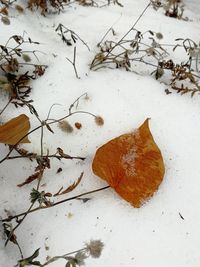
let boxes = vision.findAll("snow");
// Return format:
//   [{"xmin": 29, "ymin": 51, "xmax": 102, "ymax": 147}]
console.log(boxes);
[
  {"xmin": 121, "ymin": 147, "xmax": 137, "ymax": 177},
  {"xmin": 1, "ymin": 0, "xmax": 200, "ymax": 266}
]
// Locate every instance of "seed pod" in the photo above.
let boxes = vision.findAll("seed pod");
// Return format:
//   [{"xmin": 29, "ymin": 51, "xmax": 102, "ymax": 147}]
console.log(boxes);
[
  {"xmin": 1, "ymin": 16, "xmax": 10, "ymax": 25},
  {"xmin": 95, "ymin": 116, "xmax": 104, "ymax": 126}
]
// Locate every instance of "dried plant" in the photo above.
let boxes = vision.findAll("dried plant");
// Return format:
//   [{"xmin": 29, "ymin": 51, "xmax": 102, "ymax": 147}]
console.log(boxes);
[
  {"xmin": 90, "ymin": 3, "xmax": 158, "ymax": 71},
  {"xmin": 155, "ymin": 59, "xmax": 200, "ymax": 96},
  {"xmin": 55, "ymin": 24, "xmax": 90, "ymax": 78},
  {"xmin": 0, "ymin": 93, "xmax": 108, "ymax": 260},
  {"xmin": 90, "ymin": 2, "xmax": 200, "ymax": 97},
  {"xmin": 0, "ymin": 0, "xmax": 25, "ymax": 25},
  {"xmin": 92, "ymin": 29, "xmax": 200, "ymax": 97},
  {"xmin": 56, "ymin": 24, "xmax": 90, "ymax": 50},
  {"xmin": 75, "ymin": 0, "xmax": 122, "ymax": 7},
  {"xmin": 151, "ymin": 0, "xmax": 185, "ymax": 19},
  {"xmin": 27, "ymin": 0, "xmax": 70, "ymax": 15},
  {"xmin": 173, "ymin": 38, "xmax": 200, "ymax": 74},
  {"xmin": 0, "ymin": 34, "xmax": 46, "ymax": 112},
  {"xmin": 27, "ymin": 0, "xmax": 122, "ymax": 15},
  {"xmin": 90, "ymin": 29, "xmax": 167, "ymax": 72},
  {"xmin": 15, "ymin": 239, "xmax": 104, "ymax": 266},
  {"xmin": 153, "ymin": 38, "xmax": 200, "ymax": 96}
]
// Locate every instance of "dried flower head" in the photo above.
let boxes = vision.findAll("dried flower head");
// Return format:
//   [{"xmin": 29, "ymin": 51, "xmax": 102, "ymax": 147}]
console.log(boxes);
[
  {"xmin": 86, "ymin": 240, "xmax": 104, "ymax": 258},
  {"xmin": 58, "ymin": 120, "xmax": 74, "ymax": 133},
  {"xmin": 75, "ymin": 122, "xmax": 82, "ymax": 129},
  {"xmin": 65, "ymin": 258, "xmax": 76, "ymax": 267},
  {"xmin": 1, "ymin": 16, "xmax": 10, "ymax": 25},
  {"xmin": 156, "ymin": 32, "xmax": 163, "ymax": 40},
  {"xmin": 5, "ymin": 58, "xmax": 19, "ymax": 72},
  {"xmin": 15, "ymin": 4, "xmax": 24, "ymax": 13},
  {"xmin": 22, "ymin": 54, "xmax": 31, "ymax": 62},
  {"xmin": 75, "ymin": 251, "xmax": 87, "ymax": 266},
  {"xmin": 95, "ymin": 116, "xmax": 104, "ymax": 126},
  {"xmin": 84, "ymin": 93, "xmax": 90, "ymax": 101}
]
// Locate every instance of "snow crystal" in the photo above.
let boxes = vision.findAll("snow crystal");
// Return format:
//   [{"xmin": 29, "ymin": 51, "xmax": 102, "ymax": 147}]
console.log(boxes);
[{"xmin": 121, "ymin": 147, "xmax": 137, "ymax": 176}]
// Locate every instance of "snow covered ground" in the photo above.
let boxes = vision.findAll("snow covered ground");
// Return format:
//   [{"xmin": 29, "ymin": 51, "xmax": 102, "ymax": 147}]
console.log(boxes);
[{"xmin": 1, "ymin": 0, "xmax": 200, "ymax": 266}]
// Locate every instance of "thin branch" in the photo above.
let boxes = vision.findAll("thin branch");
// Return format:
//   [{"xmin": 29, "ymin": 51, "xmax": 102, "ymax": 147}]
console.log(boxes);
[
  {"xmin": 4, "ymin": 174, "xmax": 43, "ymax": 247},
  {"xmin": 0, "ymin": 98, "xmax": 12, "ymax": 116},
  {"xmin": 106, "ymin": 2, "xmax": 151, "ymax": 57},
  {"xmin": 4, "ymin": 200, "xmax": 36, "ymax": 247},
  {"xmin": 97, "ymin": 14, "xmax": 122, "ymax": 46},
  {"xmin": 2, "ymin": 185, "xmax": 110, "ymax": 222},
  {"xmin": 66, "ymin": 46, "xmax": 80, "ymax": 79},
  {"xmin": 6, "ymin": 154, "xmax": 86, "ymax": 161},
  {"xmin": 41, "ymin": 248, "xmax": 87, "ymax": 266},
  {"xmin": 68, "ymin": 93, "xmax": 87, "ymax": 114}
]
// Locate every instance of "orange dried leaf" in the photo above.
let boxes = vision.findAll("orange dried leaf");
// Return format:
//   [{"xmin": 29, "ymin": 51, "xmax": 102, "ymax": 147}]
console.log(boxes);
[
  {"xmin": 92, "ymin": 119, "xmax": 165, "ymax": 208},
  {"xmin": 0, "ymin": 114, "xmax": 30, "ymax": 145}
]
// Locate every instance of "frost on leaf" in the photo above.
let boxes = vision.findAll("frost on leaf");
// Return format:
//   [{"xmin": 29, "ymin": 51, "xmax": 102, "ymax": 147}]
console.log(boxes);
[
  {"xmin": 0, "ymin": 114, "xmax": 30, "ymax": 144},
  {"xmin": 92, "ymin": 119, "xmax": 165, "ymax": 208}
]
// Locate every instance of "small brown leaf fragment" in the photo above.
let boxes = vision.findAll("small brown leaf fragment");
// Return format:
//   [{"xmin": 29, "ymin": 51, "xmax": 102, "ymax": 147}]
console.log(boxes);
[
  {"xmin": 45, "ymin": 123, "xmax": 54, "ymax": 133},
  {"xmin": 53, "ymin": 172, "xmax": 83, "ymax": 196},
  {"xmin": 35, "ymin": 157, "xmax": 50, "ymax": 171},
  {"xmin": 14, "ymin": 147, "xmax": 37, "ymax": 160},
  {"xmin": 0, "ymin": 114, "xmax": 30, "ymax": 144},
  {"xmin": 4, "ymin": 228, "xmax": 17, "ymax": 244},
  {"xmin": 15, "ymin": 148, "xmax": 29, "ymax": 156},
  {"xmin": 57, "ymin": 147, "xmax": 71, "ymax": 159},
  {"xmin": 53, "ymin": 186, "xmax": 63, "ymax": 196},
  {"xmin": 165, "ymin": 89, "xmax": 172, "ymax": 95},
  {"xmin": 0, "ymin": 7, "xmax": 8, "ymax": 15},
  {"xmin": 56, "ymin": 167, "xmax": 63, "ymax": 174},
  {"xmin": 17, "ymin": 170, "xmax": 43, "ymax": 187},
  {"xmin": 75, "ymin": 122, "xmax": 82, "ymax": 129},
  {"xmin": 44, "ymin": 192, "xmax": 52, "ymax": 197}
]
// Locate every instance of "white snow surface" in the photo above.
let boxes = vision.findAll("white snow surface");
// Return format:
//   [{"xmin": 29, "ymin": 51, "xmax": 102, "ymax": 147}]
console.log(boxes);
[{"xmin": 1, "ymin": 0, "xmax": 200, "ymax": 266}]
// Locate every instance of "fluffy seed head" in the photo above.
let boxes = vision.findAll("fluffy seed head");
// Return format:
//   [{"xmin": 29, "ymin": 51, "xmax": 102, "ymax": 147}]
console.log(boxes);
[
  {"xmin": 156, "ymin": 32, "xmax": 163, "ymax": 40},
  {"xmin": 95, "ymin": 116, "xmax": 104, "ymax": 126},
  {"xmin": 58, "ymin": 120, "xmax": 73, "ymax": 133},
  {"xmin": 86, "ymin": 240, "xmax": 104, "ymax": 258}
]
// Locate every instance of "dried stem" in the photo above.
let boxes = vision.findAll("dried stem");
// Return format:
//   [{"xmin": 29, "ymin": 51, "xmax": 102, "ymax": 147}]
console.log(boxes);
[
  {"xmin": 0, "ymin": 98, "xmax": 12, "ymax": 116},
  {"xmin": 41, "ymin": 248, "xmax": 87, "ymax": 266},
  {"xmin": 105, "ymin": 2, "xmax": 151, "ymax": 57},
  {"xmin": 66, "ymin": 46, "xmax": 80, "ymax": 79},
  {"xmin": 6, "ymin": 154, "xmax": 85, "ymax": 161},
  {"xmin": 2, "ymin": 185, "xmax": 110, "ymax": 223}
]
